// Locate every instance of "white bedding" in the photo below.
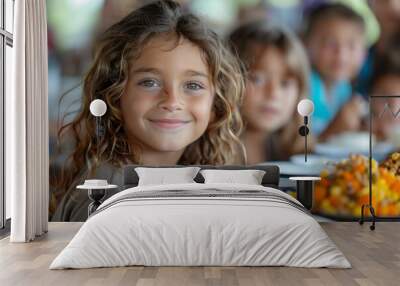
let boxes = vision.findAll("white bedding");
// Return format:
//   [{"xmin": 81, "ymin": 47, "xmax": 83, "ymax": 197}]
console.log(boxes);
[{"xmin": 50, "ymin": 183, "xmax": 351, "ymax": 269}]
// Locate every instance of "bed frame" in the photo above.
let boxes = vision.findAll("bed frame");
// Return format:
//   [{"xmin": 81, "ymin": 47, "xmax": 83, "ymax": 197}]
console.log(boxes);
[
  {"xmin": 122, "ymin": 165, "xmax": 280, "ymax": 189},
  {"xmin": 86, "ymin": 165, "xmax": 280, "ymax": 216}
]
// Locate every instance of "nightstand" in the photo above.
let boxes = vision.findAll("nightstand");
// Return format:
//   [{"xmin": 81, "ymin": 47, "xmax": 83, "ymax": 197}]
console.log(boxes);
[
  {"xmin": 289, "ymin": 177, "xmax": 321, "ymax": 210},
  {"xmin": 77, "ymin": 180, "xmax": 118, "ymax": 216}
]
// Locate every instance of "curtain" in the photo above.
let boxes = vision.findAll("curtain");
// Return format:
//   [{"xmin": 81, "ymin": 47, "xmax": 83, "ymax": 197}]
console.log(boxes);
[{"xmin": 7, "ymin": 0, "xmax": 49, "ymax": 242}]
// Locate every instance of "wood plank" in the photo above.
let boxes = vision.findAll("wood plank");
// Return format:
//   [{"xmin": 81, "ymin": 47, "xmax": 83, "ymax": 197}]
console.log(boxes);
[{"xmin": 0, "ymin": 222, "xmax": 399, "ymax": 286}]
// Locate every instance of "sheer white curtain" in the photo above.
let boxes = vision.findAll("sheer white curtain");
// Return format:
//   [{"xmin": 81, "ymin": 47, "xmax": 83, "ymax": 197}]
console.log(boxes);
[{"xmin": 7, "ymin": 0, "xmax": 49, "ymax": 242}]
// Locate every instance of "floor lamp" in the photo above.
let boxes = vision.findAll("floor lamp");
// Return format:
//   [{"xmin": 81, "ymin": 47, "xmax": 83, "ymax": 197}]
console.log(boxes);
[
  {"xmin": 359, "ymin": 95, "xmax": 376, "ymax": 230},
  {"xmin": 359, "ymin": 95, "xmax": 400, "ymax": 230}
]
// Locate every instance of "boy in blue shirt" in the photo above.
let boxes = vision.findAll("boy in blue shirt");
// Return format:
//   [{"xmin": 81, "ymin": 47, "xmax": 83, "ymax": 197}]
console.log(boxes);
[{"xmin": 305, "ymin": 3, "xmax": 367, "ymax": 140}]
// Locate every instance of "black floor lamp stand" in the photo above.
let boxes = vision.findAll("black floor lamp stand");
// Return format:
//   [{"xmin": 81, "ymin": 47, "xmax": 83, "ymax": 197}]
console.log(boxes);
[{"xmin": 359, "ymin": 96, "xmax": 376, "ymax": 230}]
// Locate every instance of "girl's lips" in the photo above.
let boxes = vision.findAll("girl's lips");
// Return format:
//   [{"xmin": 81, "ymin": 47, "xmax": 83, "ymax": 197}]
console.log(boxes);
[
  {"xmin": 148, "ymin": 118, "xmax": 191, "ymax": 129},
  {"xmin": 259, "ymin": 106, "xmax": 280, "ymax": 114}
]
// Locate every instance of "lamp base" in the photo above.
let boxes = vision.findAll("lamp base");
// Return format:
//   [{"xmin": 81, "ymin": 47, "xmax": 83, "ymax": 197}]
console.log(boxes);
[
  {"xmin": 289, "ymin": 177, "xmax": 320, "ymax": 210},
  {"xmin": 88, "ymin": 189, "xmax": 106, "ymax": 217},
  {"xmin": 296, "ymin": 180, "xmax": 314, "ymax": 210},
  {"xmin": 359, "ymin": 204, "xmax": 376, "ymax": 230}
]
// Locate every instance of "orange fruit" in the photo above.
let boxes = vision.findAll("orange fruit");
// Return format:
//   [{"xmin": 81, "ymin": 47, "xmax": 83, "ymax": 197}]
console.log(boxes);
[
  {"xmin": 314, "ymin": 186, "xmax": 327, "ymax": 203},
  {"xmin": 357, "ymin": 194, "xmax": 369, "ymax": 205}
]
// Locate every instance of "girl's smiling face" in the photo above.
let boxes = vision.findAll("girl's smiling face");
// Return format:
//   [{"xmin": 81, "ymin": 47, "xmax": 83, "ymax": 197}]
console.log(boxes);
[
  {"xmin": 121, "ymin": 35, "xmax": 214, "ymax": 154},
  {"xmin": 243, "ymin": 45, "xmax": 299, "ymax": 132}
]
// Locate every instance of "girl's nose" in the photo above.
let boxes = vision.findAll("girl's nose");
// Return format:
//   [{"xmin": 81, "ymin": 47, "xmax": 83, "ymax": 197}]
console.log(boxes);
[
  {"xmin": 264, "ymin": 80, "xmax": 280, "ymax": 100},
  {"xmin": 159, "ymin": 87, "xmax": 183, "ymax": 112}
]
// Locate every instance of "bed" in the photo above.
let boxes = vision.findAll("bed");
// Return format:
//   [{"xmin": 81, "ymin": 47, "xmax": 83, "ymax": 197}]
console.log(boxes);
[{"xmin": 50, "ymin": 165, "xmax": 350, "ymax": 269}]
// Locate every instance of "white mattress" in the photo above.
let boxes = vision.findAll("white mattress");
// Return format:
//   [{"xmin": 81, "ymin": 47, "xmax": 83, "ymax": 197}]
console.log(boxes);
[{"xmin": 50, "ymin": 183, "xmax": 351, "ymax": 269}]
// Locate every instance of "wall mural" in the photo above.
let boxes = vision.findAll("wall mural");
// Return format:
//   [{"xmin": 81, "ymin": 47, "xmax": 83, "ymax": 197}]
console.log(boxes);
[{"xmin": 47, "ymin": 0, "xmax": 400, "ymax": 222}]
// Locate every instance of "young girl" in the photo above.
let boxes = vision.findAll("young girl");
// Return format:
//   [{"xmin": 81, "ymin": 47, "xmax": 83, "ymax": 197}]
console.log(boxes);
[
  {"xmin": 52, "ymin": 0, "xmax": 245, "ymax": 221},
  {"xmin": 229, "ymin": 21, "xmax": 311, "ymax": 164}
]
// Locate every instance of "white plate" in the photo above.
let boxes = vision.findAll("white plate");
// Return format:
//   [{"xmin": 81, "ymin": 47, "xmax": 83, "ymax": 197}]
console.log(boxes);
[
  {"xmin": 290, "ymin": 154, "xmax": 335, "ymax": 166},
  {"xmin": 259, "ymin": 161, "xmax": 327, "ymax": 176},
  {"xmin": 315, "ymin": 142, "xmax": 394, "ymax": 161}
]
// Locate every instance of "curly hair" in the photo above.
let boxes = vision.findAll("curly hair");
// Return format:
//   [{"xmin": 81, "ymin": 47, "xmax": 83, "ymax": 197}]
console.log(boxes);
[{"xmin": 53, "ymin": 0, "xmax": 246, "ymax": 204}]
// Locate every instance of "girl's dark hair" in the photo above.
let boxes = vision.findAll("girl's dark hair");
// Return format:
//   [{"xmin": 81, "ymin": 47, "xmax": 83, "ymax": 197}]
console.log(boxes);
[
  {"xmin": 53, "ymin": 0, "xmax": 245, "ymax": 209},
  {"xmin": 228, "ymin": 21, "xmax": 311, "ymax": 158},
  {"xmin": 370, "ymin": 34, "xmax": 400, "ymax": 91},
  {"xmin": 304, "ymin": 3, "xmax": 365, "ymax": 37}
]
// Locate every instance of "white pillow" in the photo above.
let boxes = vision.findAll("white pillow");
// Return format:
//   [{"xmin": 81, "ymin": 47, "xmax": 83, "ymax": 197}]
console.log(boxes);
[
  {"xmin": 135, "ymin": 167, "xmax": 201, "ymax": 186},
  {"xmin": 200, "ymin": 169, "xmax": 266, "ymax": 185}
]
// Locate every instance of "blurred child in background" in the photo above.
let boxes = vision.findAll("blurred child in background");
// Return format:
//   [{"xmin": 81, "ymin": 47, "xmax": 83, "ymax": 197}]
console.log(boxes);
[
  {"xmin": 304, "ymin": 3, "xmax": 367, "ymax": 140},
  {"xmin": 370, "ymin": 37, "xmax": 400, "ymax": 144},
  {"xmin": 356, "ymin": 0, "xmax": 400, "ymax": 96},
  {"xmin": 370, "ymin": 0, "xmax": 400, "ymax": 53},
  {"xmin": 229, "ymin": 22, "xmax": 311, "ymax": 164}
]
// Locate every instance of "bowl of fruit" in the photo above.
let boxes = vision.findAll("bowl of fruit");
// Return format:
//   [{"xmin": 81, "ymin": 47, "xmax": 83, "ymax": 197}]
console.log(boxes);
[{"xmin": 313, "ymin": 153, "xmax": 400, "ymax": 219}]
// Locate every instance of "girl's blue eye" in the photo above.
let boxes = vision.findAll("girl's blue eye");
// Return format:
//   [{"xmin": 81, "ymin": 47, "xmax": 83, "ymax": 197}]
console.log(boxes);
[
  {"xmin": 138, "ymin": 79, "xmax": 160, "ymax": 88},
  {"xmin": 249, "ymin": 74, "xmax": 265, "ymax": 86},
  {"xmin": 185, "ymin": 82, "xmax": 204, "ymax": 91}
]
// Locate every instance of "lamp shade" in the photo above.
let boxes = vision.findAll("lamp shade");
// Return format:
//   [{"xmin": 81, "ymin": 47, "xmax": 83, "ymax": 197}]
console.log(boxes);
[
  {"xmin": 90, "ymin": 99, "xmax": 107, "ymax": 117},
  {"xmin": 297, "ymin": 99, "xmax": 314, "ymax": 116}
]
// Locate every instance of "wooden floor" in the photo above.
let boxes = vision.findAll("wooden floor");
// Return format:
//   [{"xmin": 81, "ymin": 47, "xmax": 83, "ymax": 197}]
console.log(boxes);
[{"xmin": 0, "ymin": 222, "xmax": 399, "ymax": 286}]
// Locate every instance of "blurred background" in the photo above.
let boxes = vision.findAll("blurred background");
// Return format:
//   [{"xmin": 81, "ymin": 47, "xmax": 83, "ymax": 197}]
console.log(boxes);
[{"xmin": 47, "ymin": 0, "xmax": 400, "ymax": 220}]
